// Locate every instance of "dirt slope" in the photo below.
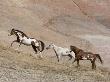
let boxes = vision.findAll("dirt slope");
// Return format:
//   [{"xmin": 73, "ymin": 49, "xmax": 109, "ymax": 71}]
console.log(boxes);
[
  {"xmin": 0, "ymin": 44, "xmax": 110, "ymax": 82},
  {"xmin": 0, "ymin": 0, "xmax": 110, "ymax": 82}
]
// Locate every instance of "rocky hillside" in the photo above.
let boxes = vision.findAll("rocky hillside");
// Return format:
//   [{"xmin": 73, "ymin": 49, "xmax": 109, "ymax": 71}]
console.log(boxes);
[
  {"xmin": 0, "ymin": 0, "xmax": 110, "ymax": 82},
  {"xmin": 0, "ymin": 43, "xmax": 110, "ymax": 82}
]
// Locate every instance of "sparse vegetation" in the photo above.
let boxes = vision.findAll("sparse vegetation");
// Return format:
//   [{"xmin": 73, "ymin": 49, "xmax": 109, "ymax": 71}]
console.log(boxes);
[
  {"xmin": 0, "ymin": 0, "xmax": 110, "ymax": 82},
  {"xmin": 0, "ymin": 45, "xmax": 110, "ymax": 82}
]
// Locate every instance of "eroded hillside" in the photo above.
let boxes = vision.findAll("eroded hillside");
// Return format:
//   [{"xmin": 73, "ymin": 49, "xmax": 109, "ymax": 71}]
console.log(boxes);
[{"xmin": 0, "ymin": 0, "xmax": 110, "ymax": 82}]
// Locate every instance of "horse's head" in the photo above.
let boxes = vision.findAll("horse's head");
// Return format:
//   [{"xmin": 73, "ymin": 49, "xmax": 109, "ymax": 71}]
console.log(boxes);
[
  {"xmin": 8, "ymin": 28, "xmax": 15, "ymax": 36},
  {"xmin": 46, "ymin": 43, "xmax": 54, "ymax": 50},
  {"xmin": 70, "ymin": 45, "xmax": 83, "ymax": 54},
  {"xmin": 70, "ymin": 45, "xmax": 78, "ymax": 53}
]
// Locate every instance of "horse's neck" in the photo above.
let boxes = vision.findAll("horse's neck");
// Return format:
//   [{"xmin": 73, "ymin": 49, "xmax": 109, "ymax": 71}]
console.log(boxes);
[
  {"xmin": 52, "ymin": 45, "xmax": 58, "ymax": 55},
  {"xmin": 14, "ymin": 31, "xmax": 19, "ymax": 37},
  {"xmin": 15, "ymin": 30, "xmax": 28, "ymax": 38},
  {"xmin": 53, "ymin": 45, "xmax": 58, "ymax": 51},
  {"xmin": 75, "ymin": 49, "xmax": 83, "ymax": 54}
]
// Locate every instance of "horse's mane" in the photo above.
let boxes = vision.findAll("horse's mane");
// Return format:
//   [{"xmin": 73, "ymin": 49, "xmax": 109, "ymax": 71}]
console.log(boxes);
[
  {"xmin": 70, "ymin": 46, "xmax": 83, "ymax": 54},
  {"xmin": 75, "ymin": 47, "xmax": 83, "ymax": 54},
  {"xmin": 15, "ymin": 30, "xmax": 28, "ymax": 37}
]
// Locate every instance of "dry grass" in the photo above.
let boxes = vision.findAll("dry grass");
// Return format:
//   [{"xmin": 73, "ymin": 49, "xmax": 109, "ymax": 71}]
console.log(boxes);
[
  {"xmin": 0, "ymin": 0, "xmax": 110, "ymax": 82},
  {"xmin": 0, "ymin": 44, "xmax": 110, "ymax": 82}
]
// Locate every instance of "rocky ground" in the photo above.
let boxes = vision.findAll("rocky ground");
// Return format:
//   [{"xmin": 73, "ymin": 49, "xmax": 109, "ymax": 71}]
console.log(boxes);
[
  {"xmin": 0, "ymin": 0, "xmax": 110, "ymax": 82},
  {"xmin": 0, "ymin": 44, "xmax": 110, "ymax": 82}
]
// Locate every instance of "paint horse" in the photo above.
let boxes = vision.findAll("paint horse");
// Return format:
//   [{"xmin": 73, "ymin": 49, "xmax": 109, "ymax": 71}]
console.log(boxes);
[
  {"xmin": 46, "ymin": 43, "xmax": 75, "ymax": 62},
  {"xmin": 8, "ymin": 28, "xmax": 45, "ymax": 55},
  {"xmin": 70, "ymin": 45, "xmax": 103, "ymax": 69}
]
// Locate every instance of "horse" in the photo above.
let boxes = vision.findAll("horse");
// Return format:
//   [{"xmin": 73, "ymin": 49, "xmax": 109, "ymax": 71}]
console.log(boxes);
[
  {"xmin": 46, "ymin": 43, "xmax": 75, "ymax": 62},
  {"xmin": 8, "ymin": 28, "xmax": 45, "ymax": 55},
  {"xmin": 70, "ymin": 45, "xmax": 103, "ymax": 69}
]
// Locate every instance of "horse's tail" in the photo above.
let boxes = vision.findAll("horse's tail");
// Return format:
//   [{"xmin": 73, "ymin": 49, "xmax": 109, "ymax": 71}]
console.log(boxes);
[
  {"xmin": 39, "ymin": 40, "xmax": 45, "ymax": 52},
  {"xmin": 96, "ymin": 54, "xmax": 103, "ymax": 64}
]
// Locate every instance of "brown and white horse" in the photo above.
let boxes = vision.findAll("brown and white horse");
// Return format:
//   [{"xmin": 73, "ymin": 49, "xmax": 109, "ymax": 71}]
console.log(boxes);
[
  {"xmin": 70, "ymin": 45, "xmax": 103, "ymax": 69},
  {"xmin": 8, "ymin": 28, "xmax": 45, "ymax": 55}
]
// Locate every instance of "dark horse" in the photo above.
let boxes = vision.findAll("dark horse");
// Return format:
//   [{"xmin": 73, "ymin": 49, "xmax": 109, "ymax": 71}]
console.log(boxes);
[
  {"xmin": 70, "ymin": 45, "xmax": 103, "ymax": 69},
  {"xmin": 8, "ymin": 28, "xmax": 45, "ymax": 56}
]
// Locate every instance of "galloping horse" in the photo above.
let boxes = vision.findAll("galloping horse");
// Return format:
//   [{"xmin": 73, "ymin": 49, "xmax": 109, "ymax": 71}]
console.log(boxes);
[
  {"xmin": 46, "ymin": 43, "xmax": 75, "ymax": 62},
  {"xmin": 8, "ymin": 28, "xmax": 45, "ymax": 55},
  {"xmin": 70, "ymin": 45, "xmax": 103, "ymax": 69}
]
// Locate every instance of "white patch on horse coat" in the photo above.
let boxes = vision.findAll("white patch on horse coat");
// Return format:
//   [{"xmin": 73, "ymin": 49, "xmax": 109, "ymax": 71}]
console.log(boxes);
[
  {"xmin": 35, "ymin": 42, "xmax": 39, "ymax": 47},
  {"xmin": 87, "ymin": 55, "xmax": 90, "ymax": 58},
  {"xmin": 15, "ymin": 31, "xmax": 40, "ymax": 46},
  {"xmin": 17, "ymin": 32, "xmax": 23, "ymax": 40},
  {"xmin": 70, "ymin": 51, "xmax": 75, "ymax": 58},
  {"xmin": 82, "ymin": 56, "xmax": 87, "ymax": 60},
  {"xmin": 17, "ymin": 34, "xmax": 38, "ymax": 46}
]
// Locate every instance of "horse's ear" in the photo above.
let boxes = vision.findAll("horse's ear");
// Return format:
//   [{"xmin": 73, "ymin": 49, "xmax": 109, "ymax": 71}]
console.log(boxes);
[
  {"xmin": 12, "ymin": 28, "xmax": 14, "ymax": 30},
  {"xmin": 11, "ymin": 28, "xmax": 15, "ymax": 32}
]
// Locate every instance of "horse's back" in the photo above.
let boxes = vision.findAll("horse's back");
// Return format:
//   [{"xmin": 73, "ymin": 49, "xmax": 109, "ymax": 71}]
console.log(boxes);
[
  {"xmin": 22, "ymin": 37, "xmax": 36, "ymax": 45},
  {"xmin": 61, "ymin": 48, "xmax": 72, "ymax": 55}
]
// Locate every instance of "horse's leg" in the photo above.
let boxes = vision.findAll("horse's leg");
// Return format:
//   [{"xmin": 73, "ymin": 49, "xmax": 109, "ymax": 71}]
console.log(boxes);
[
  {"xmin": 91, "ymin": 60, "xmax": 95, "ymax": 69},
  {"xmin": 72, "ymin": 58, "xmax": 76, "ymax": 63},
  {"xmin": 56, "ymin": 54, "xmax": 60, "ymax": 62},
  {"xmin": 18, "ymin": 40, "xmax": 23, "ymax": 47},
  {"xmin": 36, "ymin": 46, "xmax": 42, "ymax": 53},
  {"xmin": 91, "ymin": 58, "xmax": 96, "ymax": 69},
  {"xmin": 90, "ymin": 60, "xmax": 94, "ymax": 69},
  {"xmin": 32, "ymin": 45, "xmax": 38, "ymax": 54},
  {"xmin": 77, "ymin": 60, "xmax": 80, "ymax": 67},
  {"xmin": 93, "ymin": 59, "xmax": 96, "ymax": 69},
  {"xmin": 68, "ymin": 54, "xmax": 72, "ymax": 60},
  {"xmin": 18, "ymin": 43, "xmax": 22, "ymax": 47},
  {"xmin": 94, "ymin": 62, "xmax": 96, "ymax": 69},
  {"xmin": 57, "ymin": 55, "xmax": 60, "ymax": 62},
  {"xmin": 36, "ymin": 46, "xmax": 40, "ymax": 53},
  {"xmin": 36, "ymin": 47, "xmax": 43, "ymax": 59},
  {"xmin": 39, "ymin": 52, "xmax": 43, "ymax": 59},
  {"xmin": 10, "ymin": 40, "xmax": 18, "ymax": 47}
]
